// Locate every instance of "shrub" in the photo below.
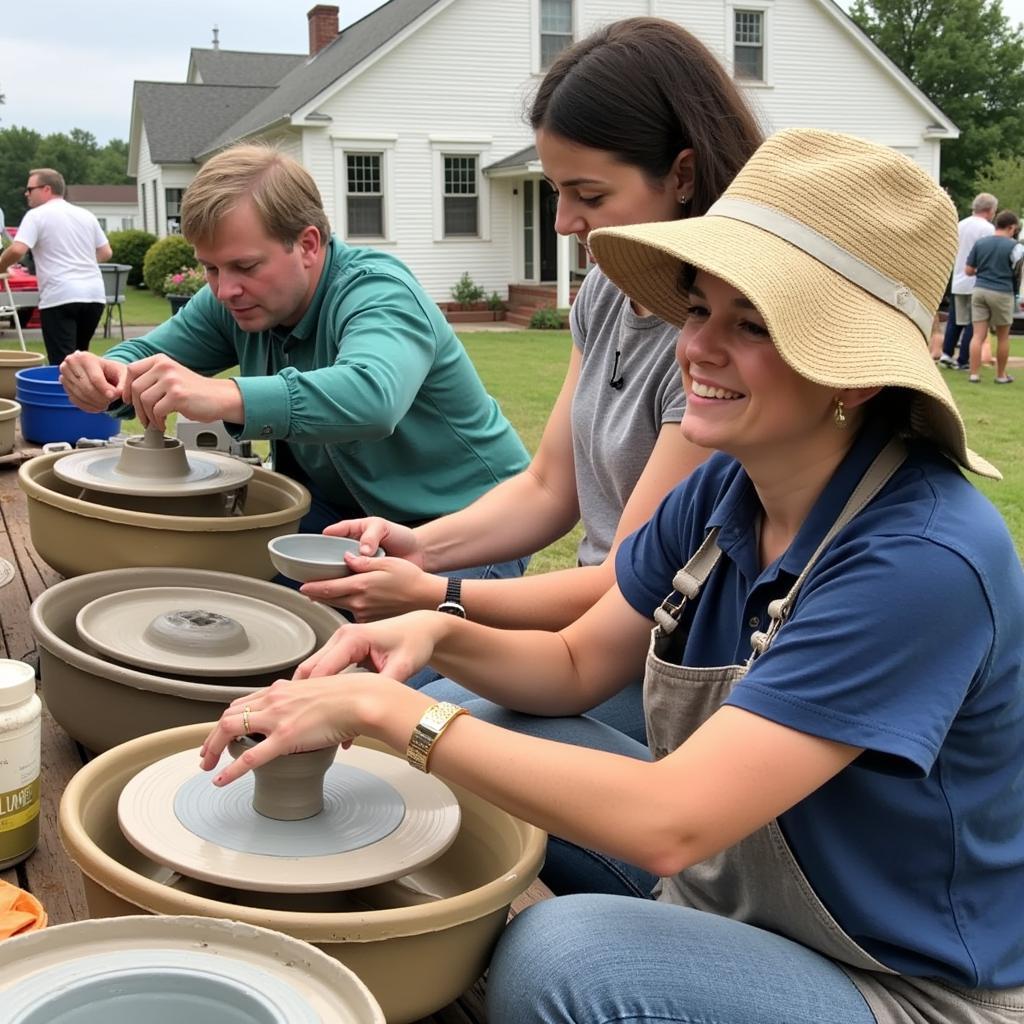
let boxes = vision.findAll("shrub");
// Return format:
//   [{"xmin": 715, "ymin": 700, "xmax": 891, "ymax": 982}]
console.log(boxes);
[
  {"xmin": 487, "ymin": 290, "xmax": 507, "ymax": 312},
  {"xmin": 143, "ymin": 235, "xmax": 198, "ymax": 295},
  {"xmin": 162, "ymin": 265, "xmax": 207, "ymax": 297},
  {"xmin": 529, "ymin": 306, "xmax": 568, "ymax": 330},
  {"xmin": 107, "ymin": 229, "xmax": 157, "ymax": 287},
  {"xmin": 451, "ymin": 271, "xmax": 485, "ymax": 309}
]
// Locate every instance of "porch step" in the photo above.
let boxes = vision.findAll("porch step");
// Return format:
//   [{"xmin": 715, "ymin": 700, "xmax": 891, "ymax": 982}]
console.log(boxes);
[
  {"xmin": 507, "ymin": 283, "xmax": 580, "ymax": 308},
  {"xmin": 505, "ymin": 306, "xmax": 536, "ymax": 327}
]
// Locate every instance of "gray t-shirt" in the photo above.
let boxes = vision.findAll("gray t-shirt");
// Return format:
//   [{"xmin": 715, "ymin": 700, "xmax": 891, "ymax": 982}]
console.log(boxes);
[{"xmin": 570, "ymin": 267, "xmax": 685, "ymax": 566}]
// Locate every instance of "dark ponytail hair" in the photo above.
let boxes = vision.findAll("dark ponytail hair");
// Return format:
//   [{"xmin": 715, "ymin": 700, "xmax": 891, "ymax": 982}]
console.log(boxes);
[{"xmin": 530, "ymin": 17, "xmax": 763, "ymax": 216}]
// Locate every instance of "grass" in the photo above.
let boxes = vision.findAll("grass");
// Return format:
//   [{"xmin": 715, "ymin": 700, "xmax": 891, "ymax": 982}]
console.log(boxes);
[{"xmin": 7, "ymin": 326, "xmax": 1022, "ymax": 565}]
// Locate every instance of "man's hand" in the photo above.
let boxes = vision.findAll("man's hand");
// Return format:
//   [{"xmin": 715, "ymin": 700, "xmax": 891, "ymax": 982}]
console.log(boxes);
[
  {"xmin": 60, "ymin": 352, "xmax": 128, "ymax": 412},
  {"xmin": 121, "ymin": 354, "xmax": 243, "ymax": 430}
]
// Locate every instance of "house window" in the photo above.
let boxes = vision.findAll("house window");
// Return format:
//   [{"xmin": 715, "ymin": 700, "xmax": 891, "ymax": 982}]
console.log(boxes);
[
  {"xmin": 734, "ymin": 10, "xmax": 765, "ymax": 81},
  {"xmin": 141, "ymin": 183, "xmax": 148, "ymax": 232},
  {"xmin": 540, "ymin": 0, "xmax": 573, "ymax": 69},
  {"xmin": 96, "ymin": 217, "xmax": 107, "ymax": 231},
  {"xmin": 443, "ymin": 156, "xmax": 478, "ymax": 237},
  {"xmin": 346, "ymin": 153, "xmax": 384, "ymax": 237},
  {"xmin": 121, "ymin": 216, "xmax": 135, "ymax": 230}
]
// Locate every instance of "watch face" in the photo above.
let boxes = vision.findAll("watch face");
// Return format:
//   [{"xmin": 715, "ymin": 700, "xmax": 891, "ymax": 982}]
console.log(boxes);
[{"xmin": 437, "ymin": 601, "xmax": 467, "ymax": 619}]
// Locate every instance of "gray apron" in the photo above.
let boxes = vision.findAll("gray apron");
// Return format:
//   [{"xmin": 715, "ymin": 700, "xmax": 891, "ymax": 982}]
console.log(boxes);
[{"xmin": 644, "ymin": 441, "xmax": 1024, "ymax": 1024}]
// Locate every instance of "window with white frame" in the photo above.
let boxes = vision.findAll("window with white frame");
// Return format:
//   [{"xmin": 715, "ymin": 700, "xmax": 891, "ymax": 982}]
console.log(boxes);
[
  {"xmin": 733, "ymin": 10, "xmax": 765, "ymax": 81},
  {"xmin": 443, "ymin": 155, "xmax": 479, "ymax": 237},
  {"xmin": 346, "ymin": 153, "xmax": 384, "ymax": 237},
  {"xmin": 121, "ymin": 216, "xmax": 135, "ymax": 230},
  {"xmin": 540, "ymin": 0, "xmax": 573, "ymax": 70},
  {"xmin": 96, "ymin": 217, "xmax": 107, "ymax": 231}
]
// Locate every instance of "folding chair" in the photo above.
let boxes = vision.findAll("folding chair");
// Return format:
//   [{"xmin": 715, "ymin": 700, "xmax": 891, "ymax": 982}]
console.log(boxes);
[
  {"xmin": 99, "ymin": 263, "xmax": 131, "ymax": 341},
  {"xmin": 0, "ymin": 273, "xmax": 27, "ymax": 351}
]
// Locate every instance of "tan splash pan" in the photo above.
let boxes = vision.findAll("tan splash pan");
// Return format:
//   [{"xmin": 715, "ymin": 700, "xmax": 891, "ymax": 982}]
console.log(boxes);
[
  {"xmin": 0, "ymin": 915, "xmax": 385, "ymax": 1023},
  {"xmin": 0, "ymin": 397, "xmax": 19, "ymax": 455},
  {"xmin": 60, "ymin": 723, "xmax": 546, "ymax": 1024},
  {"xmin": 0, "ymin": 349, "xmax": 45, "ymax": 400},
  {"xmin": 31, "ymin": 567, "xmax": 344, "ymax": 753},
  {"xmin": 19, "ymin": 451, "xmax": 310, "ymax": 578}
]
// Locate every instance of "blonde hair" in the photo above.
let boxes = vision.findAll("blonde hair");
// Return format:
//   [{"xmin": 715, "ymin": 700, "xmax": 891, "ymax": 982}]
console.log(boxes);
[
  {"xmin": 28, "ymin": 168, "xmax": 66, "ymax": 196},
  {"xmin": 181, "ymin": 144, "xmax": 330, "ymax": 246}
]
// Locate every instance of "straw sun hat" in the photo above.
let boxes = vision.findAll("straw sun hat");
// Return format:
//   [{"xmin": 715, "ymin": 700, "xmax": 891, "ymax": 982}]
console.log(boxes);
[{"xmin": 588, "ymin": 128, "xmax": 999, "ymax": 479}]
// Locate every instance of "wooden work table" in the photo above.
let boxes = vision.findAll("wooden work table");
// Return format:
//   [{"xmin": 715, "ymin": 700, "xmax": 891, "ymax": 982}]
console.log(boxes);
[{"xmin": 0, "ymin": 444, "xmax": 549, "ymax": 1023}]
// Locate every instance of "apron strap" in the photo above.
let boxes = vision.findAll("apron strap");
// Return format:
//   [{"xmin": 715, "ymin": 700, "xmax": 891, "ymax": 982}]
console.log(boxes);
[
  {"xmin": 653, "ymin": 527, "xmax": 723, "ymax": 634},
  {"xmin": 747, "ymin": 438, "xmax": 907, "ymax": 662}
]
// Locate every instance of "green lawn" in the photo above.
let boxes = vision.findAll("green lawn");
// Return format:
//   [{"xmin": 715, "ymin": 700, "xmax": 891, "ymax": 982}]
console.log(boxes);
[{"xmin": 11, "ymin": 327, "xmax": 1023, "ymax": 566}]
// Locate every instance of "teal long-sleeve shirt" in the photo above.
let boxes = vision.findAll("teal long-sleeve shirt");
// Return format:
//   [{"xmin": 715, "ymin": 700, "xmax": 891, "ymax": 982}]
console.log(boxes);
[{"xmin": 105, "ymin": 238, "xmax": 529, "ymax": 522}]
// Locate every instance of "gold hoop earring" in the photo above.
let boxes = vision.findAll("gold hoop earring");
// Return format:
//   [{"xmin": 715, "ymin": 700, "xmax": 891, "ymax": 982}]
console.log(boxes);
[{"xmin": 834, "ymin": 398, "xmax": 847, "ymax": 429}]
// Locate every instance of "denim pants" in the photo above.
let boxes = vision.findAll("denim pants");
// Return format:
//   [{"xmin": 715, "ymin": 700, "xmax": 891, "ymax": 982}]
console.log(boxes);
[
  {"xmin": 487, "ymin": 895, "xmax": 877, "ymax": 1024},
  {"xmin": 421, "ymin": 676, "xmax": 647, "ymax": 743},
  {"xmin": 942, "ymin": 306, "xmax": 972, "ymax": 366},
  {"xmin": 419, "ymin": 697, "xmax": 658, "ymax": 896}
]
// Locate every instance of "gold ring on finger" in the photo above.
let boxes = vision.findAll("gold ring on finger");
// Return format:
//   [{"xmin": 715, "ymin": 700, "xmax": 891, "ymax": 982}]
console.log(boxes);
[{"xmin": 242, "ymin": 704, "xmax": 252, "ymax": 736}]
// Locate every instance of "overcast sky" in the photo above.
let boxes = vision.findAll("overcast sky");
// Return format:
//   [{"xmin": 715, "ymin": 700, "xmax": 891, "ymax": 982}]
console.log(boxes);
[{"xmin": 3, "ymin": 0, "xmax": 1023, "ymax": 146}]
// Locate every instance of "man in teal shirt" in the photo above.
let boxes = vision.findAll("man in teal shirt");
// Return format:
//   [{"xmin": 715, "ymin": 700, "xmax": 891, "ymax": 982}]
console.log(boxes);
[{"xmin": 61, "ymin": 145, "xmax": 530, "ymax": 612}]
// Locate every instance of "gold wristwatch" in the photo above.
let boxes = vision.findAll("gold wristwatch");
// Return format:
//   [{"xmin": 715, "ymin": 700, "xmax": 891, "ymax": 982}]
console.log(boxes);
[{"xmin": 406, "ymin": 701, "xmax": 469, "ymax": 772}]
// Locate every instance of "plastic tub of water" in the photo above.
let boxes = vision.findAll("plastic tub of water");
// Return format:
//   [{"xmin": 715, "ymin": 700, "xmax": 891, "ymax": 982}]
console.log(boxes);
[{"xmin": 14, "ymin": 365, "xmax": 118, "ymax": 444}]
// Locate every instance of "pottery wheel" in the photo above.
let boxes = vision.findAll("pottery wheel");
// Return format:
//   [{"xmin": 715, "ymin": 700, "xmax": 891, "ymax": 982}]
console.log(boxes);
[
  {"xmin": 75, "ymin": 588, "xmax": 317, "ymax": 677},
  {"xmin": 117, "ymin": 746, "xmax": 462, "ymax": 893},
  {"xmin": 53, "ymin": 447, "xmax": 252, "ymax": 496}
]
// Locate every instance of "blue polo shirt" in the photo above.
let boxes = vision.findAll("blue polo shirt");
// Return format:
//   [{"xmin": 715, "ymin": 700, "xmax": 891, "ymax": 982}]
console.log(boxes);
[{"xmin": 616, "ymin": 423, "xmax": 1024, "ymax": 988}]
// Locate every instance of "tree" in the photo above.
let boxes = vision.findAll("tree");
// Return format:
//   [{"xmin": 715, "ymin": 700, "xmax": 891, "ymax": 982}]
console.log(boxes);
[
  {"xmin": 0, "ymin": 127, "xmax": 131, "ymax": 226},
  {"xmin": 850, "ymin": 0, "xmax": 1024, "ymax": 209},
  {"xmin": 975, "ymin": 154, "xmax": 1024, "ymax": 214}
]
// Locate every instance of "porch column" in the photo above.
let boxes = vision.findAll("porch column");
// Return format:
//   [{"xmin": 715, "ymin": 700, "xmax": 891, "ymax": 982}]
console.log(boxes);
[{"xmin": 556, "ymin": 233, "xmax": 571, "ymax": 308}]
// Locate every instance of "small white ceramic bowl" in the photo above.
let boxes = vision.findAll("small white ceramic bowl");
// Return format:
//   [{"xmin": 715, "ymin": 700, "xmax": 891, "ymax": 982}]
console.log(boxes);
[{"xmin": 268, "ymin": 534, "xmax": 384, "ymax": 583}]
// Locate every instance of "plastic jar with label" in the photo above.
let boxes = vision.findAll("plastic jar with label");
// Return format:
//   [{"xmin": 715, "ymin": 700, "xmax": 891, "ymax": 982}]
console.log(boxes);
[{"xmin": 0, "ymin": 659, "xmax": 41, "ymax": 870}]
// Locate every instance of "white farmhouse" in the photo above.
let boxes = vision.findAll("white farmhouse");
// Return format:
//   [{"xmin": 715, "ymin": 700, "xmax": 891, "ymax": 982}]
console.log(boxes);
[
  {"xmin": 127, "ymin": 0, "xmax": 956, "ymax": 319},
  {"xmin": 64, "ymin": 185, "xmax": 140, "ymax": 235}
]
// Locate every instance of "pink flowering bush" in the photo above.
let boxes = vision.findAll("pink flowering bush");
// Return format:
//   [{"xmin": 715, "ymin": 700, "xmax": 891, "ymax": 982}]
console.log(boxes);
[{"xmin": 161, "ymin": 265, "xmax": 207, "ymax": 297}]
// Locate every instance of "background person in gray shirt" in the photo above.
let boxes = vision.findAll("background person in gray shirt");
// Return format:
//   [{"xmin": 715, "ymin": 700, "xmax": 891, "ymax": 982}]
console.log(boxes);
[{"xmin": 965, "ymin": 208, "xmax": 1023, "ymax": 383}]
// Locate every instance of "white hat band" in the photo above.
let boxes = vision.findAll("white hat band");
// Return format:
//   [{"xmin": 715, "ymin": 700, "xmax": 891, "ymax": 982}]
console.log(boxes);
[{"xmin": 707, "ymin": 197, "xmax": 933, "ymax": 342}]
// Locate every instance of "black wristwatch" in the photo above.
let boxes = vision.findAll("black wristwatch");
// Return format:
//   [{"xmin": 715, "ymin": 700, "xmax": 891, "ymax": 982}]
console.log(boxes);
[{"xmin": 436, "ymin": 577, "xmax": 467, "ymax": 618}]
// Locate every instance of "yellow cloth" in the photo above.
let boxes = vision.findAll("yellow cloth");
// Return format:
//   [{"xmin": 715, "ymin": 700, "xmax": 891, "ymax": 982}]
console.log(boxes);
[{"xmin": 0, "ymin": 879, "xmax": 47, "ymax": 939}]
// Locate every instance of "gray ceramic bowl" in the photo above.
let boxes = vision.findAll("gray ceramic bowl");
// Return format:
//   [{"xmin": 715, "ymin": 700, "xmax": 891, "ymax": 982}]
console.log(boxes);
[{"xmin": 268, "ymin": 534, "xmax": 384, "ymax": 583}]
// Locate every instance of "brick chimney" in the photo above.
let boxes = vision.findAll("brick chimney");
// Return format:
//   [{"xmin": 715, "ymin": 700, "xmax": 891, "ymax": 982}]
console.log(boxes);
[{"xmin": 308, "ymin": 5, "xmax": 340, "ymax": 55}]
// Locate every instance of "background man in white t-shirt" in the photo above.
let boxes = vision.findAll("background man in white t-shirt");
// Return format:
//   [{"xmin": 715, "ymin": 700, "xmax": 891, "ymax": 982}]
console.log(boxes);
[
  {"xmin": 938, "ymin": 192, "xmax": 997, "ymax": 370},
  {"xmin": 0, "ymin": 168, "xmax": 111, "ymax": 364}
]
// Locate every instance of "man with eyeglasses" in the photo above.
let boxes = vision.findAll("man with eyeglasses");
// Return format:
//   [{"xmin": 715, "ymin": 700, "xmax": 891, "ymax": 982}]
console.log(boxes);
[{"xmin": 0, "ymin": 168, "xmax": 112, "ymax": 364}]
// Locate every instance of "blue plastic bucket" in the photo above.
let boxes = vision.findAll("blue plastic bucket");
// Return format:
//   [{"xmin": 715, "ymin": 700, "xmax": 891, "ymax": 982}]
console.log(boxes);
[{"xmin": 15, "ymin": 365, "xmax": 118, "ymax": 445}]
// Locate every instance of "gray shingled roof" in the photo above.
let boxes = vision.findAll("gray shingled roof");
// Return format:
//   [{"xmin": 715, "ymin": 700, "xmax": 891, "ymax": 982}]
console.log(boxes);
[
  {"xmin": 134, "ymin": 82, "xmax": 276, "ymax": 163},
  {"xmin": 189, "ymin": 48, "xmax": 305, "ymax": 87},
  {"xmin": 197, "ymin": 0, "xmax": 444, "ymax": 157},
  {"xmin": 485, "ymin": 144, "xmax": 539, "ymax": 172}
]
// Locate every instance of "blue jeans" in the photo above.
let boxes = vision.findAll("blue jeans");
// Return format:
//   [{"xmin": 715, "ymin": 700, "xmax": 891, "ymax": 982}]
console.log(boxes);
[
  {"xmin": 487, "ymin": 895, "xmax": 876, "ymax": 1024},
  {"xmin": 422, "ymin": 675, "xmax": 647, "ymax": 743},
  {"xmin": 421, "ymin": 696, "xmax": 658, "ymax": 896},
  {"xmin": 942, "ymin": 306, "xmax": 972, "ymax": 366}
]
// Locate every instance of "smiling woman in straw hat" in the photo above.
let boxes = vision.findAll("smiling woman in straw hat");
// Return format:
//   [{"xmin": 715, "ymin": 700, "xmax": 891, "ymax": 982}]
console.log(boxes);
[{"xmin": 202, "ymin": 129, "xmax": 1024, "ymax": 1024}]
